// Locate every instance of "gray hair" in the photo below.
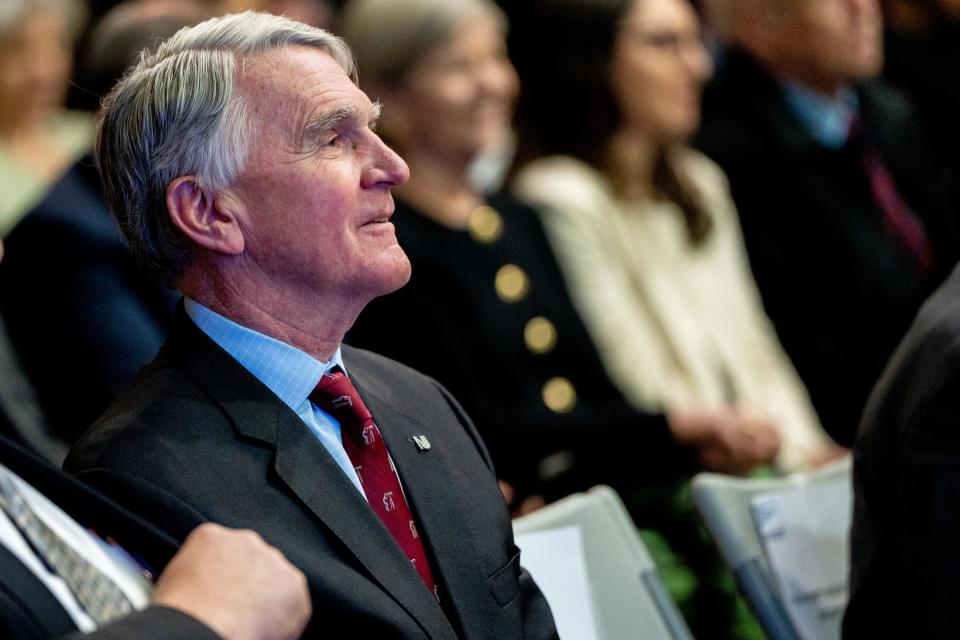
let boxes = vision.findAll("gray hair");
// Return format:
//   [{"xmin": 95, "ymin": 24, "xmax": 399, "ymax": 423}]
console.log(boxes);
[
  {"xmin": 339, "ymin": 0, "xmax": 506, "ymax": 90},
  {"xmin": 96, "ymin": 10, "xmax": 355, "ymax": 287}
]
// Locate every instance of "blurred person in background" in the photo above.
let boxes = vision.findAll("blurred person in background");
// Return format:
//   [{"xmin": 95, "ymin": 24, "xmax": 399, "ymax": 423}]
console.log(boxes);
[
  {"xmin": 509, "ymin": 0, "xmax": 844, "ymax": 634},
  {"xmin": 342, "ymin": 0, "xmax": 779, "ymax": 507},
  {"xmin": 0, "ymin": 0, "xmax": 212, "ymax": 453},
  {"xmin": 695, "ymin": 0, "xmax": 960, "ymax": 446},
  {"xmin": 510, "ymin": 0, "xmax": 838, "ymax": 472},
  {"xmin": 0, "ymin": 0, "xmax": 91, "ymax": 235},
  {"xmin": 341, "ymin": 0, "xmax": 781, "ymax": 635}
]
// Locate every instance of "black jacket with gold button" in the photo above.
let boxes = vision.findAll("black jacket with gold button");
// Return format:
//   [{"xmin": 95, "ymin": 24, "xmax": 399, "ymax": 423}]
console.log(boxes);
[{"xmin": 348, "ymin": 193, "xmax": 695, "ymax": 505}]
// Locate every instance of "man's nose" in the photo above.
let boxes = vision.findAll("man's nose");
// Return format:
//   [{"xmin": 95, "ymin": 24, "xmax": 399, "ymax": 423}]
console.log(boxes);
[{"xmin": 363, "ymin": 135, "xmax": 410, "ymax": 188}]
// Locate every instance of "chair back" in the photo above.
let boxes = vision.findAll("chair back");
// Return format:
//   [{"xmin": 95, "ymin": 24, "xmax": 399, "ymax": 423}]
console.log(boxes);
[
  {"xmin": 514, "ymin": 485, "xmax": 694, "ymax": 640},
  {"xmin": 692, "ymin": 457, "xmax": 852, "ymax": 640}
]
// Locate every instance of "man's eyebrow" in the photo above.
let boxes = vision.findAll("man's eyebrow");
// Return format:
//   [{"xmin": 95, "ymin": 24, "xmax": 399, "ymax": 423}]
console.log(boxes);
[
  {"xmin": 304, "ymin": 104, "xmax": 361, "ymax": 135},
  {"xmin": 304, "ymin": 101, "xmax": 382, "ymax": 135}
]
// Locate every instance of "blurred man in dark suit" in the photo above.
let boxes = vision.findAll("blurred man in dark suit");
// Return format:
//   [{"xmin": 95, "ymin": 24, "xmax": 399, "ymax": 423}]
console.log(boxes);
[{"xmin": 696, "ymin": 0, "xmax": 959, "ymax": 446}]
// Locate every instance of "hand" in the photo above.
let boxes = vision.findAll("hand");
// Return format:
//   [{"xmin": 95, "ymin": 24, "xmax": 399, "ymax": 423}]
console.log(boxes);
[
  {"xmin": 667, "ymin": 404, "xmax": 780, "ymax": 474},
  {"xmin": 806, "ymin": 443, "xmax": 850, "ymax": 469},
  {"xmin": 498, "ymin": 479, "xmax": 516, "ymax": 506},
  {"xmin": 153, "ymin": 523, "xmax": 311, "ymax": 640},
  {"xmin": 499, "ymin": 479, "xmax": 547, "ymax": 516}
]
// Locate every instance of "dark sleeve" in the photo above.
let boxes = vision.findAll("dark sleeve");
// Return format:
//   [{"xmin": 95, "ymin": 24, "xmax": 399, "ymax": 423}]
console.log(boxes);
[
  {"xmin": 67, "ymin": 468, "xmax": 208, "ymax": 544},
  {"xmin": 60, "ymin": 606, "xmax": 221, "ymax": 640},
  {"xmin": 872, "ymin": 373, "xmax": 960, "ymax": 637},
  {"xmin": 1, "ymin": 214, "xmax": 176, "ymax": 440},
  {"xmin": 845, "ymin": 301, "xmax": 960, "ymax": 638}
]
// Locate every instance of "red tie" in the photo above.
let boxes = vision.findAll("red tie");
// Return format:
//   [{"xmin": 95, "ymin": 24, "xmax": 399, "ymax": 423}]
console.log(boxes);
[
  {"xmin": 310, "ymin": 369, "xmax": 438, "ymax": 596},
  {"xmin": 850, "ymin": 118, "xmax": 935, "ymax": 275}
]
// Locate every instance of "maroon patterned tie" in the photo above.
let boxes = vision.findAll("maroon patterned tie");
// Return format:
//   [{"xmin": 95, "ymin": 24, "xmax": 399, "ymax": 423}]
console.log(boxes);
[
  {"xmin": 310, "ymin": 369, "xmax": 438, "ymax": 596},
  {"xmin": 850, "ymin": 117, "xmax": 935, "ymax": 275}
]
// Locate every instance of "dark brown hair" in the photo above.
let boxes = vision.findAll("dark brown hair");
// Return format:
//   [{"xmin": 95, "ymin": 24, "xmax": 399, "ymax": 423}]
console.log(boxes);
[{"xmin": 512, "ymin": 0, "xmax": 711, "ymax": 243}]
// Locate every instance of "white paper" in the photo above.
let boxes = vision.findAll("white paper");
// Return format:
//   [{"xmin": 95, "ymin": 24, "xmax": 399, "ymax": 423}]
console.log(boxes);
[
  {"xmin": 514, "ymin": 526, "xmax": 600, "ymax": 640},
  {"xmin": 750, "ymin": 477, "xmax": 852, "ymax": 640}
]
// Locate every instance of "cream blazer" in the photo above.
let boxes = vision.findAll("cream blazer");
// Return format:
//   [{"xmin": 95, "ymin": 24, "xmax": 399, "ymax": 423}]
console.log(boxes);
[{"xmin": 513, "ymin": 150, "xmax": 833, "ymax": 470}]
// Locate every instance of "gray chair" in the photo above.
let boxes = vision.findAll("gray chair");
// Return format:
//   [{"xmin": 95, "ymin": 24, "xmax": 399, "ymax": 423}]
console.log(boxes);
[
  {"xmin": 513, "ymin": 485, "xmax": 694, "ymax": 640},
  {"xmin": 691, "ymin": 457, "xmax": 852, "ymax": 640}
]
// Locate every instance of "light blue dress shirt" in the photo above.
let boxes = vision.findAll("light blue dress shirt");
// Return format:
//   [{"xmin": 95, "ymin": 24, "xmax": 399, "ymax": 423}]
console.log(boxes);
[
  {"xmin": 781, "ymin": 81, "xmax": 860, "ymax": 150},
  {"xmin": 184, "ymin": 298, "xmax": 365, "ymax": 496}
]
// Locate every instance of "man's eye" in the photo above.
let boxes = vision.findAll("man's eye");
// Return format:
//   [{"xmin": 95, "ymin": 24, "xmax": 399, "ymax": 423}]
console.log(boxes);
[{"xmin": 324, "ymin": 135, "xmax": 340, "ymax": 147}]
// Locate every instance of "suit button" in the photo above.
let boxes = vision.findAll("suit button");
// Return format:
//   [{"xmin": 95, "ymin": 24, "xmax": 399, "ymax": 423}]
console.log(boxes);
[
  {"xmin": 542, "ymin": 377, "xmax": 576, "ymax": 413},
  {"xmin": 495, "ymin": 264, "xmax": 529, "ymax": 303},
  {"xmin": 468, "ymin": 205, "xmax": 503, "ymax": 243},
  {"xmin": 524, "ymin": 316, "xmax": 557, "ymax": 354}
]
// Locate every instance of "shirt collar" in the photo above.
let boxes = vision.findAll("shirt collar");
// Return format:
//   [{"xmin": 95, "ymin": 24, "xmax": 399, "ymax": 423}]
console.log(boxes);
[
  {"xmin": 184, "ymin": 298, "xmax": 345, "ymax": 412},
  {"xmin": 780, "ymin": 80, "xmax": 859, "ymax": 149}
]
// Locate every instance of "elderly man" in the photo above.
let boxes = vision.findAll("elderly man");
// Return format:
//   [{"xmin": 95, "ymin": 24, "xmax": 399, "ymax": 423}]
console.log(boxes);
[
  {"xmin": 64, "ymin": 11, "xmax": 556, "ymax": 640},
  {"xmin": 695, "ymin": 0, "xmax": 959, "ymax": 446}
]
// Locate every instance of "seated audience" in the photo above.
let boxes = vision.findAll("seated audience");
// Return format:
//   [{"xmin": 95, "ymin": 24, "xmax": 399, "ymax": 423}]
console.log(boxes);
[
  {"xmin": 0, "ymin": 0, "xmax": 92, "ymax": 235},
  {"xmin": 510, "ymin": 0, "xmax": 836, "ymax": 472},
  {"xmin": 695, "ymin": 0, "xmax": 960, "ymax": 445},
  {"xmin": 846, "ymin": 262, "xmax": 960, "ymax": 638},
  {"xmin": 64, "ymin": 12, "xmax": 557, "ymax": 639},
  {"xmin": 0, "ymin": 0, "xmax": 208, "ymax": 446},
  {"xmin": 340, "ymin": 0, "xmax": 778, "ymax": 635},
  {"xmin": 342, "ymin": 0, "xmax": 776, "ymax": 509}
]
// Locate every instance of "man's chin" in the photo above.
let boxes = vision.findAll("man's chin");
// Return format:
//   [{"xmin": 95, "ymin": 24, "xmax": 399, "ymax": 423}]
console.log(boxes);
[{"xmin": 373, "ymin": 254, "xmax": 413, "ymax": 298}]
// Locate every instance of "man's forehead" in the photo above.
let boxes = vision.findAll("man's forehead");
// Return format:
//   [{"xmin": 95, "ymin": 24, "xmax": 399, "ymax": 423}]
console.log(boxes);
[
  {"xmin": 238, "ymin": 45, "xmax": 353, "ymax": 97},
  {"xmin": 238, "ymin": 45, "xmax": 370, "ymax": 120}
]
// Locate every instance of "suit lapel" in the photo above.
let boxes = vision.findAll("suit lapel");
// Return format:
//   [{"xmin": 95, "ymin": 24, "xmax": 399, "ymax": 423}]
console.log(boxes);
[
  {"xmin": 353, "ymin": 373, "xmax": 494, "ymax": 640},
  {"xmin": 170, "ymin": 312, "xmax": 456, "ymax": 640}
]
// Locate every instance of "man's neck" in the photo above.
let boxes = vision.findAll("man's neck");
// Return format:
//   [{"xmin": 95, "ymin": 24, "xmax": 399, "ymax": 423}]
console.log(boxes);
[{"xmin": 184, "ymin": 276, "xmax": 358, "ymax": 363}]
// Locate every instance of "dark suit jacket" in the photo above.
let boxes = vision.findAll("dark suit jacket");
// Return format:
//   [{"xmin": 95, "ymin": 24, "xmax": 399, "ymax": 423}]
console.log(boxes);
[
  {"xmin": 0, "ymin": 156, "xmax": 178, "ymax": 444},
  {"xmin": 65, "ymin": 309, "xmax": 557, "ymax": 640},
  {"xmin": 845, "ymin": 263, "xmax": 960, "ymax": 638},
  {"xmin": 0, "ymin": 435, "xmax": 218, "ymax": 640},
  {"xmin": 695, "ymin": 48, "xmax": 960, "ymax": 446},
  {"xmin": 349, "ymin": 195, "xmax": 693, "ymax": 508}
]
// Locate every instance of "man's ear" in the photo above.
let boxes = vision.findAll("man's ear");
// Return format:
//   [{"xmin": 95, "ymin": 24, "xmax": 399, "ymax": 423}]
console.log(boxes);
[{"xmin": 166, "ymin": 176, "xmax": 245, "ymax": 255}]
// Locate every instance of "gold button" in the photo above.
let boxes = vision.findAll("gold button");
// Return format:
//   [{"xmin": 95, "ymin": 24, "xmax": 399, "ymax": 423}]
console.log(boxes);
[
  {"xmin": 524, "ymin": 316, "xmax": 557, "ymax": 354},
  {"xmin": 468, "ymin": 205, "xmax": 503, "ymax": 243},
  {"xmin": 542, "ymin": 377, "xmax": 576, "ymax": 413},
  {"xmin": 495, "ymin": 264, "xmax": 529, "ymax": 303}
]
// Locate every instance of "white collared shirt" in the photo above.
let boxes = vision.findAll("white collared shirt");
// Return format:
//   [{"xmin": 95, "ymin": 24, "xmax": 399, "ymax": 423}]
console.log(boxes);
[
  {"xmin": 184, "ymin": 298, "xmax": 365, "ymax": 496},
  {"xmin": 0, "ymin": 464, "xmax": 152, "ymax": 632}
]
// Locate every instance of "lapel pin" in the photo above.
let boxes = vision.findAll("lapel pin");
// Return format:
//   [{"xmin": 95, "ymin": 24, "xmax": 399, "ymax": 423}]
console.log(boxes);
[{"xmin": 411, "ymin": 435, "xmax": 431, "ymax": 451}]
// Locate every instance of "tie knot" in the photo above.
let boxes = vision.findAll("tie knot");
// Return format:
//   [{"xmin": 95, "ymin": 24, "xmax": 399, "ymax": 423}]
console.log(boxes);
[{"xmin": 310, "ymin": 369, "xmax": 373, "ymax": 425}]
